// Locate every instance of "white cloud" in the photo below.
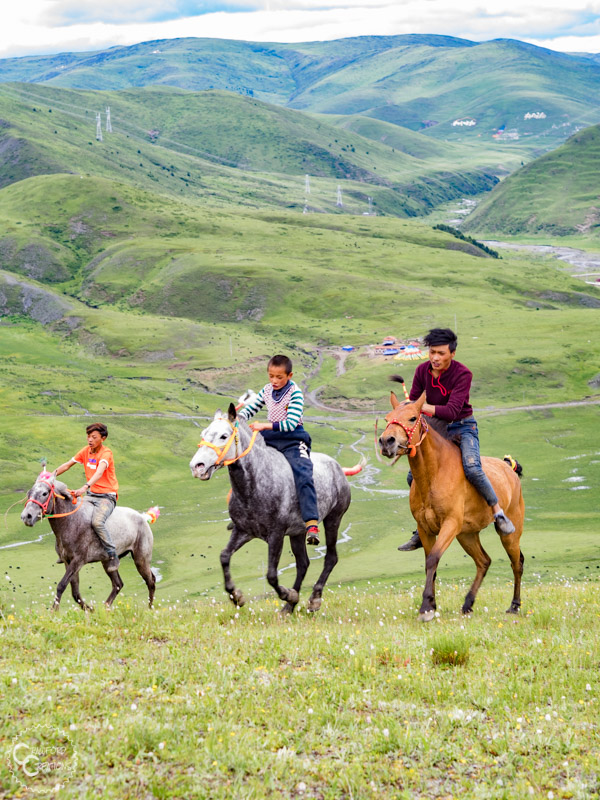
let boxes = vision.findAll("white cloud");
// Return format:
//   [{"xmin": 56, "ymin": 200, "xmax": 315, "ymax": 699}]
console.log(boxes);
[{"xmin": 0, "ymin": 0, "xmax": 599, "ymax": 59}]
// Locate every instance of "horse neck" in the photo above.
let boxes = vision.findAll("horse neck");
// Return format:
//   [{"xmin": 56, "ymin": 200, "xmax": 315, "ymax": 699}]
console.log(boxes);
[
  {"xmin": 408, "ymin": 423, "xmax": 449, "ymax": 487},
  {"xmin": 227, "ymin": 423, "xmax": 261, "ymax": 497}
]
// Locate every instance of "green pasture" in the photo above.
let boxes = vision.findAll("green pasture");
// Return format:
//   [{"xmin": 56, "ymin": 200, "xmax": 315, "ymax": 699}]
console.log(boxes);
[{"xmin": 1, "ymin": 583, "xmax": 599, "ymax": 799}]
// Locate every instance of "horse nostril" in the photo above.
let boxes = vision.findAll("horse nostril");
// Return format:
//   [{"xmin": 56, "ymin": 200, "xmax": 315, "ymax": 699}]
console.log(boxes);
[{"xmin": 386, "ymin": 436, "xmax": 395, "ymax": 447}]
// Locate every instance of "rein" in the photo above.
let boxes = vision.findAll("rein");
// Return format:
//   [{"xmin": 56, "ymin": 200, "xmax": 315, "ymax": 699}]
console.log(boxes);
[
  {"xmin": 198, "ymin": 421, "xmax": 259, "ymax": 468},
  {"xmin": 27, "ymin": 479, "xmax": 84, "ymax": 520}
]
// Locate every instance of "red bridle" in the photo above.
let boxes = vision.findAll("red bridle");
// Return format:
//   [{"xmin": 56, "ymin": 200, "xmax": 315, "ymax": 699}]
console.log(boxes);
[
  {"xmin": 382, "ymin": 409, "xmax": 429, "ymax": 458},
  {"xmin": 27, "ymin": 479, "xmax": 82, "ymax": 519}
]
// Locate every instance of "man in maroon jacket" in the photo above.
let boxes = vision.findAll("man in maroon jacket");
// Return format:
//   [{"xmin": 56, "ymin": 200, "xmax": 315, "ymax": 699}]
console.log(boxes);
[{"xmin": 398, "ymin": 327, "xmax": 515, "ymax": 551}]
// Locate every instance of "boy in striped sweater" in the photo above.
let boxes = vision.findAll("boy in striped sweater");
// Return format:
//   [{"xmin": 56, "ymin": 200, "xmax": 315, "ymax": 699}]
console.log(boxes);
[{"xmin": 238, "ymin": 354, "xmax": 321, "ymax": 545}]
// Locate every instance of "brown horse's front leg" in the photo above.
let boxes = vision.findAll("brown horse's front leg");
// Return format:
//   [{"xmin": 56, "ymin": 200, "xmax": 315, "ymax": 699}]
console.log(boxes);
[{"xmin": 419, "ymin": 519, "xmax": 460, "ymax": 622}]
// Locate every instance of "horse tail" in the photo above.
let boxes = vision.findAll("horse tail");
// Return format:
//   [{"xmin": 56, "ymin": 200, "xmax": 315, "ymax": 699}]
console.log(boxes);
[
  {"xmin": 143, "ymin": 506, "xmax": 161, "ymax": 524},
  {"xmin": 503, "ymin": 455, "xmax": 523, "ymax": 478},
  {"xmin": 343, "ymin": 455, "xmax": 367, "ymax": 476}
]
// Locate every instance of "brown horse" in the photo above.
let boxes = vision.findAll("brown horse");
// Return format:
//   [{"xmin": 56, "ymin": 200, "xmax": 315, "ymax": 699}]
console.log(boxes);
[{"xmin": 379, "ymin": 391, "xmax": 524, "ymax": 621}]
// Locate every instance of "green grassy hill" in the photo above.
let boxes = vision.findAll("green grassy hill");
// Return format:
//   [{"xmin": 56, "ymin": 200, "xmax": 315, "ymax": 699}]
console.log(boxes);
[
  {"xmin": 0, "ymin": 83, "xmax": 500, "ymax": 219},
  {"xmin": 462, "ymin": 123, "xmax": 600, "ymax": 238},
  {"xmin": 2, "ymin": 35, "xmax": 600, "ymax": 153}
]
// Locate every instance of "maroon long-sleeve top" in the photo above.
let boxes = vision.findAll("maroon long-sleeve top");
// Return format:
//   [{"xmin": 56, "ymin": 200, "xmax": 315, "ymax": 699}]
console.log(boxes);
[{"xmin": 409, "ymin": 359, "xmax": 474, "ymax": 422}]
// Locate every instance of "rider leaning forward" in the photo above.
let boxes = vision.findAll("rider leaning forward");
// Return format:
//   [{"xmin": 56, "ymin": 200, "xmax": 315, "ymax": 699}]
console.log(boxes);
[
  {"xmin": 54, "ymin": 422, "xmax": 120, "ymax": 572},
  {"xmin": 398, "ymin": 327, "xmax": 516, "ymax": 552},
  {"xmin": 238, "ymin": 354, "xmax": 321, "ymax": 546}
]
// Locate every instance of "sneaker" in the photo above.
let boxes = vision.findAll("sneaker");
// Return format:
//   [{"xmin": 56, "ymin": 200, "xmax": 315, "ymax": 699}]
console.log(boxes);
[
  {"xmin": 494, "ymin": 512, "xmax": 515, "ymax": 536},
  {"xmin": 306, "ymin": 525, "xmax": 320, "ymax": 546},
  {"xmin": 398, "ymin": 530, "xmax": 423, "ymax": 551},
  {"xmin": 106, "ymin": 556, "xmax": 120, "ymax": 573}
]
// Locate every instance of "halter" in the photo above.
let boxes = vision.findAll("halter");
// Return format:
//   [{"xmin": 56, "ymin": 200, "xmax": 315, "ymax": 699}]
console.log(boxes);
[
  {"xmin": 197, "ymin": 421, "xmax": 259, "ymax": 467},
  {"xmin": 27, "ymin": 479, "xmax": 83, "ymax": 519},
  {"xmin": 382, "ymin": 409, "xmax": 429, "ymax": 460}
]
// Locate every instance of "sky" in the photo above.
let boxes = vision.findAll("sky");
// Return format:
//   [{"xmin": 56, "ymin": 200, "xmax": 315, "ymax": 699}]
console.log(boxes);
[{"xmin": 1, "ymin": 0, "xmax": 600, "ymax": 60}]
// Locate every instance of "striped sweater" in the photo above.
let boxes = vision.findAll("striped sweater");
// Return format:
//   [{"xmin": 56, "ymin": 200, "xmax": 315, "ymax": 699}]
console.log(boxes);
[{"xmin": 239, "ymin": 380, "xmax": 304, "ymax": 433}]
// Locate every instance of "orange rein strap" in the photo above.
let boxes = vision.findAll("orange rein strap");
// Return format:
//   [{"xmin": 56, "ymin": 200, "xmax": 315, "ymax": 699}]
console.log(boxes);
[{"xmin": 46, "ymin": 494, "xmax": 85, "ymax": 519}]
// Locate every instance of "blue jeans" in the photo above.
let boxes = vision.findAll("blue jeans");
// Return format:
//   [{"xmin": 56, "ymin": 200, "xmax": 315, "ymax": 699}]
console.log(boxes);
[
  {"xmin": 261, "ymin": 429, "xmax": 319, "ymax": 524},
  {"xmin": 407, "ymin": 416, "xmax": 498, "ymax": 506},
  {"xmin": 88, "ymin": 493, "xmax": 117, "ymax": 558}
]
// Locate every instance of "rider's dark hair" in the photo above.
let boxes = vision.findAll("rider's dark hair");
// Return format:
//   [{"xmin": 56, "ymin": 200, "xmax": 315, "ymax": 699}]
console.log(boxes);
[
  {"xmin": 268, "ymin": 354, "xmax": 293, "ymax": 374},
  {"xmin": 86, "ymin": 422, "xmax": 108, "ymax": 438},
  {"xmin": 423, "ymin": 328, "xmax": 457, "ymax": 352}
]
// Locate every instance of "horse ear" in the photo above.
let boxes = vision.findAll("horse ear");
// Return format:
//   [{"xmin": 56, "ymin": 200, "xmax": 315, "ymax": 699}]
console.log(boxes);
[
  {"xmin": 390, "ymin": 391, "xmax": 401, "ymax": 409},
  {"xmin": 228, "ymin": 403, "xmax": 237, "ymax": 423},
  {"xmin": 414, "ymin": 391, "xmax": 427, "ymax": 410},
  {"xmin": 213, "ymin": 409, "xmax": 222, "ymax": 421}
]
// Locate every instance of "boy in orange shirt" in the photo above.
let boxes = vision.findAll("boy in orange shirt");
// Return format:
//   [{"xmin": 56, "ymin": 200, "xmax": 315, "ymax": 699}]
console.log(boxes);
[{"xmin": 54, "ymin": 423, "xmax": 120, "ymax": 572}]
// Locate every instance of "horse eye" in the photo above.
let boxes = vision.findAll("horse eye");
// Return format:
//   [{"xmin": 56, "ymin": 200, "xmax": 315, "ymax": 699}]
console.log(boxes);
[
  {"xmin": 220, "ymin": 434, "xmax": 228, "ymax": 440},
  {"xmin": 409, "ymin": 416, "xmax": 417, "ymax": 422}
]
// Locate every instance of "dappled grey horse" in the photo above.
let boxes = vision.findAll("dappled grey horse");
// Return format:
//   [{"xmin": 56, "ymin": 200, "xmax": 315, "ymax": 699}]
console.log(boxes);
[
  {"xmin": 190, "ymin": 404, "xmax": 355, "ymax": 614},
  {"xmin": 21, "ymin": 474, "xmax": 156, "ymax": 610}
]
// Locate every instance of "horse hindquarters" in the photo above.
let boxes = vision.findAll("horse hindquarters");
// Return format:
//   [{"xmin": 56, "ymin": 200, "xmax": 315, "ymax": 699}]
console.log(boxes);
[{"xmin": 307, "ymin": 480, "xmax": 349, "ymax": 613}]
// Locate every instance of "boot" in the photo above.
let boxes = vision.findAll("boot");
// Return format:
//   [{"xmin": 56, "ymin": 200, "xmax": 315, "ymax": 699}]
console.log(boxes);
[
  {"xmin": 494, "ymin": 511, "xmax": 515, "ymax": 535},
  {"xmin": 306, "ymin": 525, "xmax": 320, "ymax": 546},
  {"xmin": 398, "ymin": 530, "xmax": 423, "ymax": 551}
]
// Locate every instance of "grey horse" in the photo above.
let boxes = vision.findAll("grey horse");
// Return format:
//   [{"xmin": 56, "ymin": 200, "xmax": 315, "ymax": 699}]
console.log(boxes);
[
  {"xmin": 189, "ymin": 404, "xmax": 355, "ymax": 614},
  {"xmin": 21, "ymin": 474, "xmax": 156, "ymax": 611}
]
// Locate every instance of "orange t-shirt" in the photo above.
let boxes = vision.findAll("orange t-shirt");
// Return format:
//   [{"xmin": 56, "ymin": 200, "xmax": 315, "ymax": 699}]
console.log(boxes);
[{"xmin": 73, "ymin": 445, "xmax": 119, "ymax": 499}]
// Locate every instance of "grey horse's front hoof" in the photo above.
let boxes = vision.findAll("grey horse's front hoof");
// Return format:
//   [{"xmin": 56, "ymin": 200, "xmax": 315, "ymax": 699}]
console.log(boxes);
[
  {"xmin": 418, "ymin": 609, "xmax": 435, "ymax": 622},
  {"xmin": 307, "ymin": 596, "xmax": 322, "ymax": 613},
  {"xmin": 506, "ymin": 604, "xmax": 520, "ymax": 615},
  {"xmin": 231, "ymin": 589, "xmax": 245, "ymax": 607}
]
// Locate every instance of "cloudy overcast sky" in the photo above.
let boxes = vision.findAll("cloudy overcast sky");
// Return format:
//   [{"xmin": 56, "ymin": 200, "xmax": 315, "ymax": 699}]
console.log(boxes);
[{"xmin": 2, "ymin": 0, "xmax": 600, "ymax": 59}]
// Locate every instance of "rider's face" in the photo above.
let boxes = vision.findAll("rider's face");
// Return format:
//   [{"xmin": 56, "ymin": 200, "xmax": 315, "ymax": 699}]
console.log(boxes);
[
  {"xmin": 267, "ymin": 366, "xmax": 292, "ymax": 391},
  {"xmin": 87, "ymin": 431, "xmax": 105, "ymax": 452},
  {"xmin": 428, "ymin": 344, "xmax": 454, "ymax": 373}
]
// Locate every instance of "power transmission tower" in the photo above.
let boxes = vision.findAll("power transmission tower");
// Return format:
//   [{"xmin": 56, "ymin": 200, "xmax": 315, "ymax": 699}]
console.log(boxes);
[
  {"xmin": 336, "ymin": 185, "xmax": 343, "ymax": 207},
  {"xmin": 96, "ymin": 112, "xmax": 103, "ymax": 142},
  {"xmin": 305, "ymin": 174, "xmax": 310, "ymax": 195},
  {"xmin": 106, "ymin": 106, "xmax": 112, "ymax": 133}
]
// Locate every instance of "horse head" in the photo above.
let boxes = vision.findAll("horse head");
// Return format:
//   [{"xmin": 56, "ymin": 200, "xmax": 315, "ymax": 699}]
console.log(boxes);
[
  {"xmin": 21, "ymin": 472, "xmax": 63, "ymax": 527},
  {"xmin": 190, "ymin": 405, "xmax": 240, "ymax": 481},
  {"xmin": 379, "ymin": 391, "xmax": 428, "ymax": 460}
]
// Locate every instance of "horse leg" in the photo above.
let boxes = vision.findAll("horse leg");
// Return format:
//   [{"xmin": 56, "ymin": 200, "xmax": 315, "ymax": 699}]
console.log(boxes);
[
  {"xmin": 70, "ymin": 572, "xmax": 94, "ymax": 613},
  {"xmin": 456, "ymin": 532, "xmax": 492, "ymax": 615},
  {"xmin": 419, "ymin": 519, "xmax": 460, "ymax": 622},
  {"xmin": 280, "ymin": 533, "xmax": 310, "ymax": 615},
  {"xmin": 53, "ymin": 560, "xmax": 83, "ymax": 611},
  {"xmin": 102, "ymin": 562, "xmax": 123, "ymax": 609},
  {"xmin": 266, "ymin": 534, "xmax": 292, "ymax": 608},
  {"xmin": 131, "ymin": 550, "xmax": 156, "ymax": 608},
  {"xmin": 307, "ymin": 513, "xmax": 340, "ymax": 613},
  {"xmin": 499, "ymin": 533, "xmax": 524, "ymax": 614},
  {"xmin": 220, "ymin": 527, "xmax": 253, "ymax": 607}
]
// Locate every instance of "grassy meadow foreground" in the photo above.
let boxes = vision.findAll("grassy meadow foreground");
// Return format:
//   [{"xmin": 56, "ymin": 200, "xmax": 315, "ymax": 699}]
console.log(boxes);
[{"xmin": 1, "ymin": 585, "xmax": 599, "ymax": 799}]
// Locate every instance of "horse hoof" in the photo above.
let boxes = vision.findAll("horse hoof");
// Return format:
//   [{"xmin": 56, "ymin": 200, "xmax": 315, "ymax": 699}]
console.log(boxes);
[
  {"xmin": 506, "ymin": 605, "xmax": 520, "ymax": 615},
  {"xmin": 418, "ymin": 610, "xmax": 435, "ymax": 622},
  {"xmin": 279, "ymin": 603, "xmax": 295, "ymax": 616},
  {"xmin": 285, "ymin": 589, "xmax": 299, "ymax": 605},
  {"xmin": 307, "ymin": 597, "xmax": 322, "ymax": 613},
  {"xmin": 231, "ymin": 589, "xmax": 245, "ymax": 607}
]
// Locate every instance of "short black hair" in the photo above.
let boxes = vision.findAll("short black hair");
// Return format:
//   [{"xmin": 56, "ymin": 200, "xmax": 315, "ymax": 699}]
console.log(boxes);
[
  {"xmin": 423, "ymin": 328, "xmax": 457, "ymax": 352},
  {"xmin": 268, "ymin": 354, "xmax": 293, "ymax": 374},
  {"xmin": 86, "ymin": 422, "xmax": 108, "ymax": 438}
]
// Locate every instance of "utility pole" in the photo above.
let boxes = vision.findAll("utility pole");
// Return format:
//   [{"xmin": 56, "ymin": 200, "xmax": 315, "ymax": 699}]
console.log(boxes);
[
  {"xmin": 96, "ymin": 112, "xmax": 103, "ymax": 142},
  {"xmin": 305, "ymin": 174, "xmax": 311, "ymax": 195},
  {"xmin": 336, "ymin": 185, "xmax": 343, "ymax": 207},
  {"xmin": 105, "ymin": 106, "xmax": 112, "ymax": 133}
]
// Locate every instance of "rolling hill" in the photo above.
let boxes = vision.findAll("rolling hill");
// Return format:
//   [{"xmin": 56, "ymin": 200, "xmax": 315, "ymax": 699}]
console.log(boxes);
[
  {"xmin": 2, "ymin": 35, "xmax": 600, "ymax": 153},
  {"xmin": 462, "ymin": 123, "xmax": 600, "ymax": 237},
  {"xmin": 0, "ymin": 82, "xmax": 500, "ymax": 218}
]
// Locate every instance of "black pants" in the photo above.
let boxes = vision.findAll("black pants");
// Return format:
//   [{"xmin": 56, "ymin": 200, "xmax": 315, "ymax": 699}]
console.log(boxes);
[{"xmin": 261, "ymin": 429, "xmax": 319, "ymax": 524}]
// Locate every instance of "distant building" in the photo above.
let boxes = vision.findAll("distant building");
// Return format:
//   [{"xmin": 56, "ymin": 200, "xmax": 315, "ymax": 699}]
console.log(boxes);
[
  {"xmin": 452, "ymin": 118, "xmax": 477, "ymax": 127},
  {"xmin": 524, "ymin": 112, "xmax": 547, "ymax": 120}
]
